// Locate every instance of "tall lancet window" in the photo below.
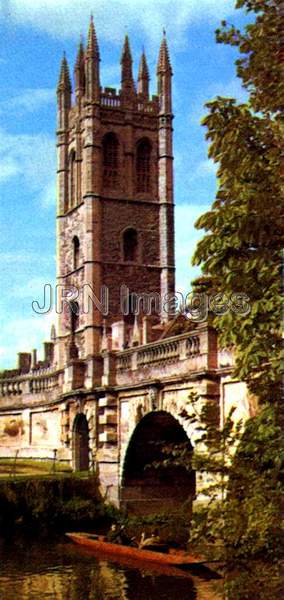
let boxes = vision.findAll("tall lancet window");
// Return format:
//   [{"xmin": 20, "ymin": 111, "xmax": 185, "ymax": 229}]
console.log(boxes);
[
  {"xmin": 103, "ymin": 133, "xmax": 119, "ymax": 189},
  {"xmin": 136, "ymin": 139, "xmax": 151, "ymax": 193},
  {"xmin": 123, "ymin": 228, "xmax": 138, "ymax": 262},
  {"xmin": 68, "ymin": 150, "xmax": 76, "ymax": 208},
  {"xmin": 70, "ymin": 300, "xmax": 79, "ymax": 333},
  {"xmin": 72, "ymin": 236, "xmax": 80, "ymax": 270}
]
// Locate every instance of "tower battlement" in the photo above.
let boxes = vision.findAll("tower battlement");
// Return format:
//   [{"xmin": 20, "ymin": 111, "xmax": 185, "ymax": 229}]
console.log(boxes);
[
  {"xmin": 58, "ymin": 19, "xmax": 170, "ymax": 112},
  {"xmin": 56, "ymin": 18, "xmax": 175, "ymax": 370}
]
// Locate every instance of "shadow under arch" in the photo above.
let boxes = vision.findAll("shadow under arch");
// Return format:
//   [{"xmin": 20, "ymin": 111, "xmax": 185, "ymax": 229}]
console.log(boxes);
[
  {"xmin": 121, "ymin": 410, "xmax": 196, "ymax": 515},
  {"xmin": 72, "ymin": 413, "xmax": 89, "ymax": 471}
]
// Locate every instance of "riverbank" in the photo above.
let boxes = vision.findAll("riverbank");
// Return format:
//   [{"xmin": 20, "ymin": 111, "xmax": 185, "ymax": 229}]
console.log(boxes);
[
  {"xmin": 0, "ymin": 457, "xmax": 72, "ymax": 478},
  {"xmin": 0, "ymin": 473, "xmax": 118, "ymax": 535},
  {"xmin": 0, "ymin": 472, "xmax": 194, "ymax": 548}
]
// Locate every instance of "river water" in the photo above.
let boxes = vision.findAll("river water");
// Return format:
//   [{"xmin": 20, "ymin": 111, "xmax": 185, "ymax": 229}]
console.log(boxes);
[{"xmin": 0, "ymin": 536, "xmax": 223, "ymax": 600}]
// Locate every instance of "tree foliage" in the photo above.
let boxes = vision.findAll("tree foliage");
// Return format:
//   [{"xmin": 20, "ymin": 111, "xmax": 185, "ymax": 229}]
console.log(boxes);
[
  {"xmin": 217, "ymin": 0, "xmax": 284, "ymax": 114},
  {"xmin": 187, "ymin": 2, "xmax": 284, "ymax": 596},
  {"xmin": 158, "ymin": 392, "xmax": 284, "ymax": 598},
  {"xmin": 154, "ymin": 4, "xmax": 283, "ymax": 594},
  {"xmin": 193, "ymin": 0, "xmax": 283, "ymax": 404}
]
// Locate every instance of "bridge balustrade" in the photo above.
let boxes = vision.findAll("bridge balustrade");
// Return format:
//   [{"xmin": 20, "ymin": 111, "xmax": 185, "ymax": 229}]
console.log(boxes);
[
  {"xmin": 116, "ymin": 332, "xmax": 202, "ymax": 374},
  {"xmin": 0, "ymin": 368, "xmax": 63, "ymax": 401}
]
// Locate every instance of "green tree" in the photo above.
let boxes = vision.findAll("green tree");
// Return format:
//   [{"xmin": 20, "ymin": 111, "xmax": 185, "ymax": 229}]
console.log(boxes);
[
  {"xmin": 153, "ymin": 5, "xmax": 283, "ymax": 596},
  {"xmin": 157, "ymin": 392, "xmax": 283, "ymax": 598},
  {"xmin": 193, "ymin": 0, "xmax": 283, "ymax": 404},
  {"xmin": 188, "ymin": 1, "xmax": 284, "ymax": 596}
]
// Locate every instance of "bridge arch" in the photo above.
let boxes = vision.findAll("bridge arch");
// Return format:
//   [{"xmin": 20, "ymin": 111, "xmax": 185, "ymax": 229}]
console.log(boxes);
[
  {"xmin": 121, "ymin": 410, "xmax": 196, "ymax": 514},
  {"xmin": 72, "ymin": 413, "xmax": 89, "ymax": 471}
]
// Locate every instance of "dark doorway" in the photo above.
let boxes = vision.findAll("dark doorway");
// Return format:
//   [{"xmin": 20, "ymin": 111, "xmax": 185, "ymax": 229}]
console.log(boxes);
[
  {"xmin": 73, "ymin": 413, "xmax": 89, "ymax": 471},
  {"xmin": 121, "ymin": 411, "xmax": 196, "ymax": 515}
]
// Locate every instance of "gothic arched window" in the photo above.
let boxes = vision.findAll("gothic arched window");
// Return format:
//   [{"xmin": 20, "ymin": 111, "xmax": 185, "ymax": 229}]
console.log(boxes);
[
  {"xmin": 103, "ymin": 132, "xmax": 119, "ymax": 189},
  {"xmin": 123, "ymin": 228, "xmax": 138, "ymax": 262},
  {"xmin": 136, "ymin": 139, "xmax": 151, "ymax": 193},
  {"xmin": 70, "ymin": 300, "xmax": 79, "ymax": 333},
  {"xmin": 72, "ymin": 236, "xmax": 80, "ymax": 270},
  {"xmin": 68, "ymin": 150, "xmax": 76, "ymax": 208}
]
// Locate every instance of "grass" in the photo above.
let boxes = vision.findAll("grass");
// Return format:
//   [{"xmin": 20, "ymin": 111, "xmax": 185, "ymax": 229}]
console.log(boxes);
[{"xmin": 0, "ymin": 458, "xmax": 73, "ymax": 479}]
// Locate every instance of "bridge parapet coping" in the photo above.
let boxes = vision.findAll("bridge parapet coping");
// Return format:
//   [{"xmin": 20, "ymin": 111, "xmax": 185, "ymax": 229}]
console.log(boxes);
[
  {"xmin": 115, "ymin": 327, "xmax": 216, "ymax": 377},
  {"xmin": 0, "ymin": 368, "xmax": 64, "ymax": 402}
]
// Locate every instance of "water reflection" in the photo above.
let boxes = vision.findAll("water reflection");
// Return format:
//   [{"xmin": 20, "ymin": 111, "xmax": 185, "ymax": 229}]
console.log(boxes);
[{"xmin": 0, "ymin": 537, "xmax": 220, "ymax": 600}]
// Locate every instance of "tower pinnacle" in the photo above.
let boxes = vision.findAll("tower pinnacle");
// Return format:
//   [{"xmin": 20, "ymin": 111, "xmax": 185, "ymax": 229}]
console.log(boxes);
[
  {"xmin": 86, "ymin": 14, "xmax": 100, "ymax": 59},
  {"xmin": 57, "ymin": 53, "xmax": 72, "ymax": 94},
  {"xmin": 156, "ymin": 32, "xmax": 172, "ymax": 114},
  {"xmin": 137, "ymin": 50, "xmax": 149, "ymax": 98},
  {"xmin": 74, "ymin": 37, "xmax": 85, "ymax": 95},
  {"xmin": 157, "ymin": 34, "xmax": 172, "ymax": 75},
  {"xmin": 75, "ymin": 36, "xmax": 85, "ymax": 68},
  {"xmin": 120, "ymin": 35, "xmax": 135, "ymax": 96},
  {"xmin": 85, "ymin": 15, "xmax": 100, "ymax": 101}
]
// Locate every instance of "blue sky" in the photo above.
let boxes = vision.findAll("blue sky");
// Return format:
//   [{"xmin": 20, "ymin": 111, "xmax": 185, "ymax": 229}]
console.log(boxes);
[{"xmin": 0, "ymin": 0, "xmax": 248, "ymax": 368}]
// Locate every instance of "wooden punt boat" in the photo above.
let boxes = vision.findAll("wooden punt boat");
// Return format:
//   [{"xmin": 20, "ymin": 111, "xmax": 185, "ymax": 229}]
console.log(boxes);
[
  {"xmin": 66, "ymin": 532, "xmax": 204, "ymax": 568},
  {"xmin": 64, "ymin": 539, "xmax": 196, "ymax": 579}
]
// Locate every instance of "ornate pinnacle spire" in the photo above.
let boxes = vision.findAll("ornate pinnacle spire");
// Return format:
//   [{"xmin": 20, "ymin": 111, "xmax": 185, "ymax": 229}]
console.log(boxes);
[
  {"xmin": 75, "ymin": 36, "xmax": 84, "ymax": 68},
  {"xmin": 157, "ymin": 32, "xmax": 172, "ymax": 75},
  {"xmin": 138, "ymin": 50, "xmax": 149, "ymax": 81},
  {"xmin": 120, "ymin": 34, "xmax": 135, "ymax": 95},
  {"xmin": 74, "ymin": 36, "xmax": 85, "ymax": 92},
  {"xmin": 121, "ymin": 34, "xmax": 132, "ymax": 63},
  {"xmin": 50, "ymin": 324, "xmax": 56, "ymax": 342},
  {"xmin": 157, "ymin": 31, "xmax": 172, "ymax": 113},
  {"xmin": 57, "ymin": 53, "xmax": 72, "ymax": 94},
  {"xmin": 85, "ymin": 16, "xmax": 100, "ymax": 100},
  {"xmin": 86, "ymin": 14, "xmax": 100, "ymax": 59},
  {"xmin": 138, "ymin": 50, "xmax": 149, "ymax": 97}
]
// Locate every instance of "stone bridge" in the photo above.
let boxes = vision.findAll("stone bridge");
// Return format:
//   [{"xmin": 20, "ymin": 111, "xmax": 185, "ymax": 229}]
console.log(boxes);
[{"xmin": 0, "ymin": 323, "xmax": 250, "ymax": 513}]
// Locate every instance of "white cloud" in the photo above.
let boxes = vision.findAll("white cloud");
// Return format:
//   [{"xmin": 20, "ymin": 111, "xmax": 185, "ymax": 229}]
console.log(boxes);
[
  {"xmin": 4, "ymin": 0, "xmax": 236, "ymax": 45},
  {"xmin": 0, "ymin": 127, "xmax": 56, "ymax": 207},
  {"xmin": 0, "ymin": 88, "xmax": 54, "ymax": 116},
  {"xmin": 0, "ymin": 156, "xmax": 20, "ymax": 181}
]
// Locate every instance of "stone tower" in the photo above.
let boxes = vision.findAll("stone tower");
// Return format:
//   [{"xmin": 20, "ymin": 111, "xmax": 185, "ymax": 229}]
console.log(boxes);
[{"xmin": 56, "ymin": 19, "xmax": 175, "ymax": 373}]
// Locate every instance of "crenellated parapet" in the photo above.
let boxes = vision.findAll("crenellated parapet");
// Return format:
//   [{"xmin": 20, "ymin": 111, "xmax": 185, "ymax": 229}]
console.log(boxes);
[{"xmin": 57, "ymin": 17, "xmax": 162, "ymax": 127}]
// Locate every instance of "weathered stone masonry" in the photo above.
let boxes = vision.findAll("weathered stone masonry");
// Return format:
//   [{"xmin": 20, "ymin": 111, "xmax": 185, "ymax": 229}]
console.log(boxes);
[{"xmin": 0, "ymin": 20, "xmax": 252, "ymax": 512}]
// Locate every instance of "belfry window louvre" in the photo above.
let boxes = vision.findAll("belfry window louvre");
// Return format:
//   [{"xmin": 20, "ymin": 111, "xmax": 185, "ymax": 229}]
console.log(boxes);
[
  {"xmin": 136, "ymin": 139, "xmax": 151, "ymax": 193},
  {"xmin": 123, "ymin": 228, "xmax": 138, "ymax": 262},
  {"xmin": 103, "ymin": 133, "xmax": 119, "ymax": 189}
]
